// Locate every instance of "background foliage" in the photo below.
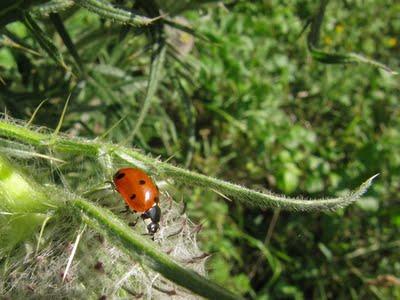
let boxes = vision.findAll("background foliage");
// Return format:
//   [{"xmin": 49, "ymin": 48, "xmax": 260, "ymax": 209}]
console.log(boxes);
[{"xmin": 0, "ymin": 0, "xmax": 399, "ymax": 298}]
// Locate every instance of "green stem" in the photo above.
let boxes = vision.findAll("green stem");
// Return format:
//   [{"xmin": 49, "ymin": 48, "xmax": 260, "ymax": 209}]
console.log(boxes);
[
  {"xmin": 30, "ymin": 0, "xmax": 74, "ymax": 15},
  {"xmin": 72, "ymin": 197, "xmax": 241, "ymax": 300},
  {"xmin": 307, "ymin": 0, "xmax": 397, "ymax": 74},
  {"xmin": 73, "ymin": 0, "xmax": 155, "ymax": 26},
  {"xmin": 0, "ymin": 119, "xmax": 377, "ymax": 211}
]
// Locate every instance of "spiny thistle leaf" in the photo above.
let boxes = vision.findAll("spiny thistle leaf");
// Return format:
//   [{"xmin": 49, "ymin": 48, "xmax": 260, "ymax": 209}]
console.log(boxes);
[
  {"xmin": 309, "ymin": 47, "xmax": 398, "ymax": 75},
  {"xmin": 49, "ymin": 12, "xmax": 86, "ymax": 76},
  {"xmin": 30, "ymin": 0, "xmax": 74, "ymax": 15},
  {"xmin": 73, "ymin": 0, "xmax": 155, "ymax": 26},
  {"xmin": 23, "ymin": 12, "xmax": 68, "ymax": 71},
  {"xmin": 127, "ymin": 35, "xmax": 166, "ymax": 142}
]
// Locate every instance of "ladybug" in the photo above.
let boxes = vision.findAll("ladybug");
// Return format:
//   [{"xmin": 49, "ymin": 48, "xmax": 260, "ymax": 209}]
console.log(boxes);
[{"xmin": 113, "ymin": 167, "xmax": 161, "ymax": 234}]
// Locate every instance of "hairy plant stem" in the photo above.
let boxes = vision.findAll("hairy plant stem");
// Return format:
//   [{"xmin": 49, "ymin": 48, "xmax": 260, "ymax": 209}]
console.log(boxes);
[
  {"xmin": 0, "ymin": 119, "xmax": 377, "ymax": 211},
  {"xmin": 72, "ymin": 197, "xmax": 241, "ymax": 300},
  {"xmin": 73, "ymin": 0, "xmax": 155, "ymax": 26}
]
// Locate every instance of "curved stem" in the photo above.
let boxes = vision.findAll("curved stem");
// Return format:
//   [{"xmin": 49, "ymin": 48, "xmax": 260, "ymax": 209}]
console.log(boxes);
[
  {"xmin": 72, "ymin": 197, "xmax": 241, "ymax": 300},
  {"xmin": 73, "ymin": 0, "xmax": 155, "ymax": 26},
  {"xmin": 0, "ymin": 119, "xmax": 378, "ymax": 211}
]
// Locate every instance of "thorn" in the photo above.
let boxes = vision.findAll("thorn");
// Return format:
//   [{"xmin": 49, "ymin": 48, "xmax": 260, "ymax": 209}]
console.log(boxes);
[
  {"xmin": 166, "ymin": 224, "xmax": 184, "ymax": 239},
  {"xmin": 191, "ymin": 222, "xmax": 204, "ymax": 234},
  {"xmin": 180, "ymin": 201, "xmax": 187, "ymax": 215},
  {"xmin": 152, "ymin": 284, "xmax": 176, "ymax": 296},
  {"xmin": 26, "ymin": 99, "xmax": 48, "ymax": 127},
  {"xmin": 54, "ymin": 93, "xmax": 71, "ymax": 137},
  {"xmin": 164, "ymin": 248, "xmax": 173, "ymax": 255},
  {"xmin": 122, "ymin": 286, "xmax": 144, "ymax": 298},
  {"xmin": 182, "ymin": 253, "xmax": 211, "ymax": 264},
  {"xmin": 164, "ymin": 154, "xmax": 176, "ymax": 163},
  {"xmin": 149, "ymin": 12, "xmax": 169, "ymax": 24},
  {"xmin": 210, "ymin": 188, "xmax": 232, "ymax": 202},
  {"xmin": 62, "ymin": 225, "xmax": 85, "ymax": 282},
  {"xmin": 26, "ymin": 284, "xmax": 35, "ymax": 292},
  {"xmin": 370, "ymin": 173, "xmax": 380, "ymax": 181},
  {"xmin": 100, "ymin": 114, "xmax": 128, "ymax": 139}
]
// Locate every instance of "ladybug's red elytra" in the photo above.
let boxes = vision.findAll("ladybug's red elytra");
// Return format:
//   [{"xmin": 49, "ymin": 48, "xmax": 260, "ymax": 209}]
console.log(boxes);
[{"xmin": 113, "ymin": 167, "xmax": 161, "ymax": 234}]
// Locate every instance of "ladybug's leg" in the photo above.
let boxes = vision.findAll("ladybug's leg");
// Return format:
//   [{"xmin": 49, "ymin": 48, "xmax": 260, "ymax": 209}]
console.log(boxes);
[
  {"xmin": 141, "ymin": 211, "xmax": 150, "ymax": 220},
  {"xmin": 180, "ymin": 201, "xmax": 187, "ymax": 215},
  {"xmin": 120, "ymin": 205, "xmax": 129, "ymax": 213},
  {"xmin": 128, "ymin": 217, "xmax": 139, "ymax": 227}
]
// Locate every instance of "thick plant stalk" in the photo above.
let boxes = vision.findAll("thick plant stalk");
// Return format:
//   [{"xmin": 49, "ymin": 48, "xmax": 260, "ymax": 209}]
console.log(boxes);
[
  {"xmin": 73, "ymin": 197, "xmax": 241, "ymax": 300},
  {"xmin": 0, "ymin": 119, "xmax": 377, "ymax": 211}
]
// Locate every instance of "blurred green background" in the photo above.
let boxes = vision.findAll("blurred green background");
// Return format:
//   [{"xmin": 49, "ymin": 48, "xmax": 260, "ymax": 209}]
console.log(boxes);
[{"xmin": 0, "ymin": 0, "xmax": 399, "ymax": 298}]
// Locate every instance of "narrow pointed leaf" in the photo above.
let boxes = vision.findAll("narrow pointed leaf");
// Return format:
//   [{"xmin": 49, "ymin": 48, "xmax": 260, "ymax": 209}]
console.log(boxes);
[
  {"xmin": 307, "ymin": 0, "xmax": 397, "ymax": 74},
  {"xmin": 49, "ymin": 12, "xmax": 85, "ymax": 75},
  {"xmin": 74, "ymin": 0, "xmax": 154, "ymax": 26},
  {"xmin": 23, "ymin": 12, "xmax": 67, "ymax": 70}
]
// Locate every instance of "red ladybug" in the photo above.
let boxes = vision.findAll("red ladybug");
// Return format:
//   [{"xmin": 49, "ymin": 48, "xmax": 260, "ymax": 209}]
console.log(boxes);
[{"xmin": 113, "ymin": 168, "xmax": 161, "ymax": 234}]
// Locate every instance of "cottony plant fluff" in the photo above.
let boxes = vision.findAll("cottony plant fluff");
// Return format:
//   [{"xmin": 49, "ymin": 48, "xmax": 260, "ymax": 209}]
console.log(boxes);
[{"xmin": 0, "ymin": 154, "xmax": 207, "ymax": 299}]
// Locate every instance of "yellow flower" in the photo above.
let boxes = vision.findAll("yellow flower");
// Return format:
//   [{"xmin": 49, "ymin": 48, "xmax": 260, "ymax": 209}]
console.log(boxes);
[
  {"xmin": 335, "ymin": 24, "xmax": 344, "ymax": 34},
  {"xmin": 324, "ymin": 36, "xmax": 333, "ymax": 45},
  {"xmin": 387, "ymin": 37, "xmax": 397, "ymax": 47}
]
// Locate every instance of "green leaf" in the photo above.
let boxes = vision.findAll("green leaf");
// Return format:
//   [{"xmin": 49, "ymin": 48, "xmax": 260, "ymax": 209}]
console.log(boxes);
[
  {"xmin": 23, "ymin": 12, "xmax": 68, "ymax": 70},
  {"xmin": 310, "ymin": 47, "xmax": 398, "ymax": 74},
  {"xmin": 307, "ymin": 0, "xmax": 397, "ymax": 74},
  {"xmin": 127, "ymin": 26, "xmax": 166, "ymax": 141},
  {"xmin": 49, "ymin": 12, "xmax": 85, "ymax": 75},
  {"xmin": 73, "ymin": 0, "xmax": 155, "ymax": 26}
]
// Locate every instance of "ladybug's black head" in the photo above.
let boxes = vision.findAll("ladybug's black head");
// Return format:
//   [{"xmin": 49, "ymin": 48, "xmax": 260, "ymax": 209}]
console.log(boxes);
[{"xmin": 147, "ymin": 222, "xmax": 160, "ymax": 234}]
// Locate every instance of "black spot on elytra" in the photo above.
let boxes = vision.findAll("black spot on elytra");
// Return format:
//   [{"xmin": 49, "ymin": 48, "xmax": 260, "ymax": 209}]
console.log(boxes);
[
  {"xmin": 115, "ymin": 172, "xmax": 125, "ymax": 180},
  {"xmin": 130, "ymin": 194, "xmax": 136, "ymax": 200},
  {"xmin": 139, "ymin": 179, "xmax": 146, "ymax": 185}
]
